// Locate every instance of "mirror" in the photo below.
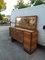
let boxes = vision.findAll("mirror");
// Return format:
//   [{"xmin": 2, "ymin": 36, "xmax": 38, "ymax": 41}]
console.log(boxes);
[
  {"xmin": 16, "ymin": 18, "xmax": 21, "ymax": 25},
  {"xmin": 15, "ymin": 16, "xmax": 37, "ymax": 30}
]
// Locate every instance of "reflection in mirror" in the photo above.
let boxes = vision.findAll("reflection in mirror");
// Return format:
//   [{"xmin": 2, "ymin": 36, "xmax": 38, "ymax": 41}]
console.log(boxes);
[
  {"xmin": 16, "ymin": 18, "xmax": 21, "ymax": 25},
  {"xmin": 15, "ymin": 16, "xmax": 37, "ymax": 30}
]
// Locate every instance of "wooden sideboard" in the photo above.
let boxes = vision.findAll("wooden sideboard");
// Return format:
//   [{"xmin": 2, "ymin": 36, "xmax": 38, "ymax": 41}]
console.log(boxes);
[
  {"xmin": 9, "ymin": 27, "xmax": 38, "ymax": 54},
  {"xmin": 9, "ymin": 16, "xmax": 38, "ymax": 54}
]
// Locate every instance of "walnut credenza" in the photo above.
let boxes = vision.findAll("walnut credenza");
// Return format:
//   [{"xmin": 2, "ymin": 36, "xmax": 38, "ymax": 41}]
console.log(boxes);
[{"xmin": 9, "ymin": 27, "xmax": 38, "ymax": 54}]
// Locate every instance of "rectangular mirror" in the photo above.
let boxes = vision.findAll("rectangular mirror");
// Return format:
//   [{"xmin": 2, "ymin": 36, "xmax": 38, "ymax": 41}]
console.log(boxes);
[{"xmin": 15, "ymin": 16, "xmax": 37, "ymax": 30}]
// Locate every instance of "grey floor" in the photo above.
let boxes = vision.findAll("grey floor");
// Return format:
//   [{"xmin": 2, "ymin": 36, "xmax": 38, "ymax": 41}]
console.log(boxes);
[{"xmin": 0, "ymin": 26, "xmax": 45, "ymax": 60}]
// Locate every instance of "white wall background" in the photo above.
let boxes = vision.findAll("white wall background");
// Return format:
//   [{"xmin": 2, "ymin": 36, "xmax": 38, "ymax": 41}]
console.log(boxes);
[{"xmin": 11, "ymin": 4, "xmax": 45, "ymax": 46}]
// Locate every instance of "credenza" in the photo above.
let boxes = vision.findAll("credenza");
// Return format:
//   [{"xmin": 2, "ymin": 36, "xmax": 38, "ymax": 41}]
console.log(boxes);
[
  {"xmin": 9, "ymin": 16, "xmax": 38, "ymax": 54},
  {"xmin": 9, "ymin": 27, "xmax": 38, "ymax": 54}
]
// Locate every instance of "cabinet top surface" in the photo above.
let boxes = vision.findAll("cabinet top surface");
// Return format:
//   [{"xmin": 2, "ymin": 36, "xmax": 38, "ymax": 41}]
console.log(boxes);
[{"xmin": 10, "ymin": 27, "xmax": 38, "ymax": 33}]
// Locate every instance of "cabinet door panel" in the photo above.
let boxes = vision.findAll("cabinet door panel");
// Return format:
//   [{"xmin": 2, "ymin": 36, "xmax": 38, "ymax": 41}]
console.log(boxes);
[
  {"xmin": 32, "ymin": 32, "xmax": 38, "ymax": 45},
  {"xmin": 23, "ymin": 32, "xmax": 31, "ymax": 52},
  {"xmin": 15, "ymin": 29, "xmax": 23, "ymax": 43},
  {"xmin": 32, "ymin": 32, "xmax": 38, "ymax": 39}
]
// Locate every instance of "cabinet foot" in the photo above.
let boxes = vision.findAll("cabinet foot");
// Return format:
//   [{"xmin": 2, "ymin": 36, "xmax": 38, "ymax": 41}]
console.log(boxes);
[{"xmin": 11, "ymin": 38, "xmax": 15, "ymax": 42}]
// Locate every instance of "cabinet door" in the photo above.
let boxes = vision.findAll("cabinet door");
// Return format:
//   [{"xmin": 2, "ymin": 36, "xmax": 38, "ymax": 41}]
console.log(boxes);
[
  {"xmin": 23, "ymin": 32, "xmax": 31, "ymax": 51},
  {"xmin": 31, "ymin": 31, "xmax": 38, "ymax": 52},
  {"xmin": 15, "ymin": 29, "xmax": 23, "ymax": 43}
]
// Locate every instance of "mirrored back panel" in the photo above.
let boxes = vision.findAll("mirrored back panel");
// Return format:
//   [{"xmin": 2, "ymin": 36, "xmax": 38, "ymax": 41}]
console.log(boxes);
[{"xmin": 15, "ymin": 16, "xmax": 37, "ymax": 30}]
